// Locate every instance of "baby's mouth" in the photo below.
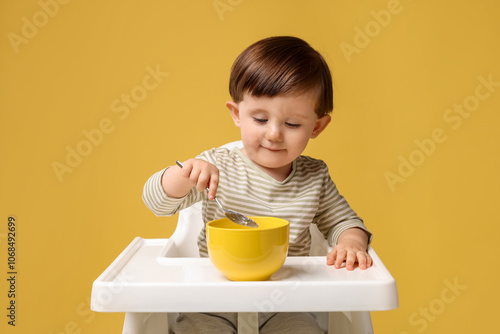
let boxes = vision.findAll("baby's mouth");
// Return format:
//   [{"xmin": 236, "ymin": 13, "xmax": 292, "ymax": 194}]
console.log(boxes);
[{"xmin": 263, "ymin": 146, "xmax": 284, "ymax": 152}]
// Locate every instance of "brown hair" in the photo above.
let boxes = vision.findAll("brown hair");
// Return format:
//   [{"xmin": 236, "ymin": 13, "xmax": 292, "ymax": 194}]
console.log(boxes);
[{"xmin": 229, "ymin": 36, "xmax": 333, "ymax": 117}]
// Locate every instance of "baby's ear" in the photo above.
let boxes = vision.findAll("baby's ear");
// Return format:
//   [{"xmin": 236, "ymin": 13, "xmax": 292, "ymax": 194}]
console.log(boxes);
[
  {"xmin": 226, "ymin": 101, "xmax": 241, "ymax": 127},
  {"xmin": 311, "ymin": 115, "xmax": 331, "ymax": 138}
]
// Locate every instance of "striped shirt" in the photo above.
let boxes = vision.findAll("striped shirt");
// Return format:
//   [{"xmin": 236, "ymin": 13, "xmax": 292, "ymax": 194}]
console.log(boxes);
[{"xmin": 143, "ymin": 147, "xmax": 372, "ymax": 256}]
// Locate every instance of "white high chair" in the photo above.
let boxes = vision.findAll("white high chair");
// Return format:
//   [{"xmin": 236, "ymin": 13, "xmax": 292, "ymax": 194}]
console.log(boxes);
[{"xmin": 91, "ymin": 141, "xmax": 398, "ymax": 334}]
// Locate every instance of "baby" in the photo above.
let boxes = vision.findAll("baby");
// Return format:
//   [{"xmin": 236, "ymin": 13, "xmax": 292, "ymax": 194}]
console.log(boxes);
[{"xmin": 143, "ymin": 36, "xmax": 372, "ymax": 334}]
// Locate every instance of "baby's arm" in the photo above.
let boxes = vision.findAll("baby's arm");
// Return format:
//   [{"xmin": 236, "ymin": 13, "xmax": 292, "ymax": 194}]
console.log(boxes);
[
  {"xmin": 161, "ymin": 158, "xmax": 219, "ymax": 200},
  {"xmin": 326, "ymin": 227, "xmax": 372, "ymax": 271}
]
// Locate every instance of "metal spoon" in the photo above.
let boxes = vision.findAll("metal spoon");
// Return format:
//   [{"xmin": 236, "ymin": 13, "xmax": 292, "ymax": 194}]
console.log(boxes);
[{"xmin": 175, "ymin": 160, "xmax": 258, "ymax": 228}]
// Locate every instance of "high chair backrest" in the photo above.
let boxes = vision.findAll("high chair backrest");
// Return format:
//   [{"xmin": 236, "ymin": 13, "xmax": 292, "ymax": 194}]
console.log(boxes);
[{"xmin": 171, "ymin": 141, "xmax": 330, "ymax": 257}]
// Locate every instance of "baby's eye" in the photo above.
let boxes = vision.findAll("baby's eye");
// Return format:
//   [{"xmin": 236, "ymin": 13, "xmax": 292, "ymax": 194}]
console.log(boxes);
[
  {"xmin": 285, "ymin": 122, "xmax": 301, "ymax": 128},
  {"xmin": 253, "ymin": 118, "xmax": 268, "ymax": 124}
]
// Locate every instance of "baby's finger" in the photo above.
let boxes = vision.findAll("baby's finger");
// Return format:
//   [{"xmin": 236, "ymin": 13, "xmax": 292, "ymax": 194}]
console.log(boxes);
[
  {"xmin": 334, "ymin": 249, "xmax": 346, "ymax": 269},
  {"xmin": 189, "ymin": 169, "xmax": 206, "ymax": 193},
  {"xmin": 196, "ymin": 169, "xmax": 212, "ymax": 193},
  {"xmin": 207, "ymin": 174, "xmax": 219, "ymax": 200},
  {"xmin": 366, "ymin": 253, "xmax": 373, "ymax": 268},
  {"xmin": 345, "ymin": 251, "xmax": 357, "ymax": 271},
  {"xmin": 357, "ymin": 252, "xmax": 368, "ymax": 270},
  {"xmin": 326, "ymin": 248, "xmax": 337, "ymax": 266},
  {"xmin": 187, "ymin": 167, "xmax": 202, "ymax": 188}
]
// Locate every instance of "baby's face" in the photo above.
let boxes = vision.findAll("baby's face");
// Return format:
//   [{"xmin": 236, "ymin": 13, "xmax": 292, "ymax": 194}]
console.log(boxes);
[{"xmin": 228, "ymin": 91, "xmax": 330, "ymax": 180}]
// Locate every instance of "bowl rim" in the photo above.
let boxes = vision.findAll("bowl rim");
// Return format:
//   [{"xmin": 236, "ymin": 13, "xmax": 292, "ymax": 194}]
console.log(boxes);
[{"xmin": 206, "ymin": 216, "xmax": 289, "ymax": 232}]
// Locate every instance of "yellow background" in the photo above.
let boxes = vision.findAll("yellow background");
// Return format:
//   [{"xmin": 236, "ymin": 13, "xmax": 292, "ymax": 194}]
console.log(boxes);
[{"xmin": 1, "ymin": 0, "xmax": 499, "ymax": 333}]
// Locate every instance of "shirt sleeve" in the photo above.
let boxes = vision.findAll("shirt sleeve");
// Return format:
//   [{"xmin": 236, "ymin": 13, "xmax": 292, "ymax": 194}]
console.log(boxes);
[{"xmin": 314, "ymin": 164, "xmax": 373, "ymax": 246}]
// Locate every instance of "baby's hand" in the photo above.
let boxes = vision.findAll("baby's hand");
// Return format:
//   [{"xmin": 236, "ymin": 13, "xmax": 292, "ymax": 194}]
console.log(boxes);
[
  {"xmin": 326, "ymin": 228, "xmax": 372, "ymax": 271},
  {"xmin": 178, "ymin": 159, "xmax": 219, "ymax": 200}
]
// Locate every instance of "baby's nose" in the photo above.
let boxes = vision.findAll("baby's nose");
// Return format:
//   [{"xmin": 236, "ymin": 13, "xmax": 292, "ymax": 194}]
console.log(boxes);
[{"xmin": 265, "ymin": 125, "xmax": 283, "ymax": 142}]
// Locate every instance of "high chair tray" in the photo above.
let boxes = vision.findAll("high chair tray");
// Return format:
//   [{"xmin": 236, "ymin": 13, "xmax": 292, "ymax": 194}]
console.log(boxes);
[{"xmin": 91, "ymin": 237, "xmax": 398, "ymax": 313}]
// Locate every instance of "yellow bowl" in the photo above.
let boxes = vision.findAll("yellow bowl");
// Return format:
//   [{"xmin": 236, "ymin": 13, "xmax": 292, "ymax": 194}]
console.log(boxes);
[{"xmin": 206, "ymin": 217, "xmax": 289, "ymax": 281}]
